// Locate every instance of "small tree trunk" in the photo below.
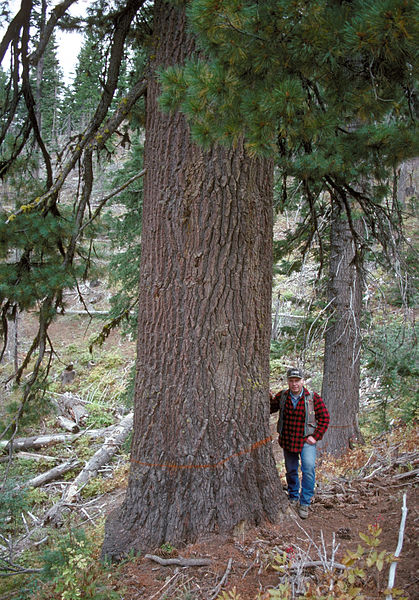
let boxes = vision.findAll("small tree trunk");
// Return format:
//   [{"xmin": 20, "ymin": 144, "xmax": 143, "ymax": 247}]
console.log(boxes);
[
  {"xmin": 271, "ymin": 292, "xmax": 281, "ymax": 341},
  {"xmin": 101, "ymin": 0, "xmax": 284, "ymax": 560},
  {"xmin": 12, "ymin": 309, "xmax": 18, "ymax": 372},
  {"xmin": 2, "ymin": 307, "xmax": 19, "ymax": 370},
  {"xmin": 321, "ymin": 196, "xmax": 363, "ymax": 456},
  {"xmin": 1, "ymin": 251, "xmax": 21, "ymax": 369}
]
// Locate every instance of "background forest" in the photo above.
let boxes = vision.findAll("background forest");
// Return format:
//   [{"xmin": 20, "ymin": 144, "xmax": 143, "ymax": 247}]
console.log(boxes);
[{"xmin": 0, "ymin": 0, "xmax": 417, "ymax": 598}]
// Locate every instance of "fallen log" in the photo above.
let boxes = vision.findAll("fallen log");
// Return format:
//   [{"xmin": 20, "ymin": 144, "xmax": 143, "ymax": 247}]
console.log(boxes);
[
  {"xmin": 43, "ymin": 412, "xmax": 133, "ymax": 524},
  {"xmin": 0, "ymin": 427, "xmax": 114, "ymax": 454},
  {"xmin": 57, "ymin": 416, "xmax": 79, "ymax": 433},
  {"xmin": 14, "ymin": 460, "xmax": 80, "ymax": 490},
  {"xmin": 57, "ymin": 392, "xmax": 89, "ymax": 425},
  {"xmin": 0, "ymin": 451, "xmax": 58, "ymax": 463}
]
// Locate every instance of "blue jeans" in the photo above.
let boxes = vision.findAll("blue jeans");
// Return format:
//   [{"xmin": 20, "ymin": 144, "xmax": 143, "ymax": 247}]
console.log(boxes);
[{"xmin": 283, "ymin": 443, "xmax": 317, "ymax": 506}]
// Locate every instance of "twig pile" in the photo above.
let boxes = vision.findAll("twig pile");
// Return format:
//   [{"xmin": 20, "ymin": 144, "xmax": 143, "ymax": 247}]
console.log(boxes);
[{"xmin": 316, "ymin": 446, "xmax": 418, "ymax": 511}]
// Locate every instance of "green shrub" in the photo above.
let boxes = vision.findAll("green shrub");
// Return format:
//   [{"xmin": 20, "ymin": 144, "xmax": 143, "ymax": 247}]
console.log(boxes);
[
  {"xmin": 85, "ymin": 402, "xmax": 115, "ymax": 429},
  {"xmin": 0, "ymin": 480, "xmax": 30, "ymax": 536},
  {"xmin": 34, "ymin": 528, "xmax": 121, "ymax": 600},
  {"xmin": 362, "ymin": 321, "xmax": 418, "ymax": 434}
]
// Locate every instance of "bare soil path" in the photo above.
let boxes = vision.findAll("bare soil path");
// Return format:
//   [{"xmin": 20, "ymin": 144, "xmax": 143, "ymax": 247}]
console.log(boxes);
[
  {"xmin": 111, "ymin": 430, "xmax": 418, "ymax": 600},
  {"xmin": 113, "ymin": 481, "xmax": 417, "ymax": 599}
]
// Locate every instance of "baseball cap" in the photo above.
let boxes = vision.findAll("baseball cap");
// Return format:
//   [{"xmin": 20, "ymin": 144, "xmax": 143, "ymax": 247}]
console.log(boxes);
[{"xmin": 287, "ymin": 367, "xmax": 303, "ymax": 379}]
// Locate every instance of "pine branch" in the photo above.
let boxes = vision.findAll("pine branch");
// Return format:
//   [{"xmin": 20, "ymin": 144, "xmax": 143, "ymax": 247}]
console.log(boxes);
[
  {"xmin": 5, "ymin": 76, "xmax": 148, "ymax": 224},
  {"xmin": 0, "ymin": 0, "xmax": 32, "ymax": 64},
  {"xmin": 20, "ymin": 9, "xmax": 53, "ymax": 189},
  {"xmin": 29, "ymin": 0, "xmax": 79, "ymax": 67},
  {"xmin": 80, "ymin": 168, "xmax": 146, "ymax": 233}
]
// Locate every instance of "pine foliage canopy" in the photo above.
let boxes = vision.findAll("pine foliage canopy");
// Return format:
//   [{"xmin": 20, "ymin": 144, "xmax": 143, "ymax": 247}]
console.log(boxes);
[{"xmin": 160, "ymin": 0, "xmax": 418, "ymax": 167}]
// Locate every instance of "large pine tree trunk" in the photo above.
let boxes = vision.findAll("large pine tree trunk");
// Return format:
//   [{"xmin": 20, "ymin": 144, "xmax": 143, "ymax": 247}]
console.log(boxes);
[
  {"xmin": 321, "ymin": 196, "xmax": 363, "ymax": 456},
  {"xmin": 101, "ymin": 0, "xmax": 284, "ymax": 559}
]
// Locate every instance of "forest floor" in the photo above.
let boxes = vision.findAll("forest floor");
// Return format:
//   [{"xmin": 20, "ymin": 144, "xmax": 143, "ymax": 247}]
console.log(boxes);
[
  {"xmin": 2, "ymin": 310, "xmax": 418, "ymax": 600},
  {"xmin": 108, "ymin": 429, "xmax": 418, "ymax": 600}
]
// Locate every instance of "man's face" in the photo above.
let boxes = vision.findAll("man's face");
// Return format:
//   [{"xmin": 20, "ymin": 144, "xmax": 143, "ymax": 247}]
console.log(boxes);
[{"xmin": 288, "ymin": 377, "xmax": 304, "ymax": 396}]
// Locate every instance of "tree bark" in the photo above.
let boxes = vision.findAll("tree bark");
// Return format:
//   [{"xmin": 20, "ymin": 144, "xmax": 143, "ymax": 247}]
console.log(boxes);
[
  {"xmin": 321, "ymin": 196, "xmax": 363, "ymax": 456},
  {"xmin": 101, "ymin": 0, "xmax": 284, "ymax": 559}
]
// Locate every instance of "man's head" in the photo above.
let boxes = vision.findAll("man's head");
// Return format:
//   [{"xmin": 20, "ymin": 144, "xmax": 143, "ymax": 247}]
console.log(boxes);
[{"xmin": 287, "ymin": 367, "xmax": 304, "ymax": 395}]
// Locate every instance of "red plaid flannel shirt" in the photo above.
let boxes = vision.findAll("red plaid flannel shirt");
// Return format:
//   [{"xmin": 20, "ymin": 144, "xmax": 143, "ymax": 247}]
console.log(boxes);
[{"xmin": 270, "ymin": 387, "xmax": 330, "ymax": 453}]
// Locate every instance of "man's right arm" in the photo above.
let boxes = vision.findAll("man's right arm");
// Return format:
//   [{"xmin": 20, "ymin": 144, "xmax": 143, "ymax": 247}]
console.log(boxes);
[{"xmin": 270, "ymin": 391, "xmax": 281, "ymax": 414}]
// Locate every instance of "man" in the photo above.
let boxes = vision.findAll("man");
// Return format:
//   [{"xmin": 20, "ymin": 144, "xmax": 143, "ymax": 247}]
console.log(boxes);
[{"xmin": 270, "ymin": 367, "xmax": 330, "ymax": 519}]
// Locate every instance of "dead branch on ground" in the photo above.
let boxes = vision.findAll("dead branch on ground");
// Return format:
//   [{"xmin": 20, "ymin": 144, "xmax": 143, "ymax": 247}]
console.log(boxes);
[
  {"xmin": 14, "ymin": 460, "xmax": 80, "ymax": 491},
  {"xmin": 209, "ymin": 557, "xmax": 233, "ymax": 600},
  {"xmin": 43, "ymin": 412, "xmax": 133, "ymax": 525},
  {"xmin": 0, "ymin": 426, "xmax": 115, "ymax": 454},
  {"xmin": 145, "ymin": 554, "xmax": 212, "ymax": 567},
  {"xmin": 316, "ymin": 446, "xmax": 418, "ymax": 509},
  {"xmin": 386, "ymin": 493, "xmax": 408, "ymax": 600}
]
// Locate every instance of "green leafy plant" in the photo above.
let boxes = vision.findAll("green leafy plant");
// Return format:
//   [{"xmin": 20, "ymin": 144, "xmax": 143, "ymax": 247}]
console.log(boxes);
[
  {"xmin": 35, "ymin": 528, "xmax": 120, "ymax": 600},
  {"xmin": 85, "ymin": 402, "xmax": 115, "ymax": 429},
  {"xmin": 0, "ymin": 374, "xmax": 54, "ymax": 436},
  {"xmin": 217, "ymin": 588, "xmax": 243, "ymax": 600},
  {"xmin": 0, "ymin": 480, "xmax": 30, "ymax": 536},
  {"xmin": 265, "ymin": 524, "xmax": 407, "ymax": 600},
  {"xmin": 160, "ymin": 542, "xmax": 176, "ymax": 555},
  {"xmin": 26, "ymin": 488, "xmax": 51, "ymax": 506},
  {"xmin": 80, "ymin": 476, "xmax": 107, "ymax": 499}
]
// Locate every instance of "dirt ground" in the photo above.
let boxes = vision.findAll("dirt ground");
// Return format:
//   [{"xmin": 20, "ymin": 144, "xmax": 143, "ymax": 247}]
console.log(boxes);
[
  {"xmin": 111, "ymin": 454, "xmax": 418, "ymax": 600},
  {"xmin": 12, "ymin": 311, "xmax": 419, "ymax": 599},
  {"xmin": 19, "ymin": 309, "xmax": 136, "ymax": 361}
]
